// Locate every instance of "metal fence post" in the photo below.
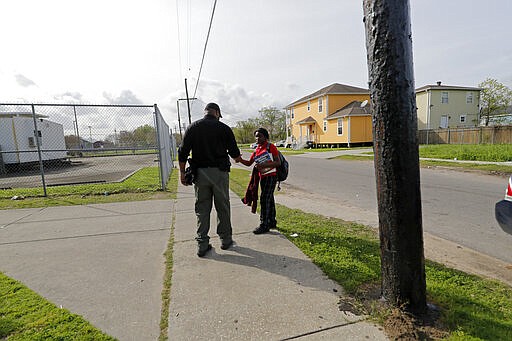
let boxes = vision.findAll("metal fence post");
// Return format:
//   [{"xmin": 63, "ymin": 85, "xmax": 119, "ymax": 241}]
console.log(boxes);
[
  {"xmin": 0, "ymin": 145, "xmax": 6, "ymax": 175},
  {"xmin": 154, "ymin": 104, "xmax": 165, "ymax": 190},
  {"xmin": 31, "ymin": 104, "xmax": 47, "ymax": 196}
]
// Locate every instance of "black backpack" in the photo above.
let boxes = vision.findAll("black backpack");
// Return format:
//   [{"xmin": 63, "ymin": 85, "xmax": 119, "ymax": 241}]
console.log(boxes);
[{"xmin": 267, "ymin": 143, "xmax": 289, "ymax": 184}]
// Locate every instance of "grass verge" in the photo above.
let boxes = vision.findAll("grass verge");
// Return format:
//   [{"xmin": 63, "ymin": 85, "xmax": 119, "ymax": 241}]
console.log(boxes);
[
  {"xmin": 0, "ymin": 272, "xmax": 116, "ymax": 340},
  {"xmin": 229, "ymin": 168, "xmax": 512, "ymax": 340},
  {"xmin": 333, "ymin": 154, "xmax": 512, "ymax": 175},
  {"xmin": 158, "ymin": 171, "xmax": 178, "ymax": 341},
  {"xmin": 0, "ymin": 166, "xmax": 176, "ymax": 210},
  {"xmin": 419, "ymin": 144, "xmax": 512, "ymax": 162},
  {"xmin": 0, "ymin": 170, "xmax": 179, "ymax": 340}
]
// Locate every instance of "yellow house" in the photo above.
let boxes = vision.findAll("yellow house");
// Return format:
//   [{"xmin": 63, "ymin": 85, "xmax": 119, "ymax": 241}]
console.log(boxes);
[
  {"xmin": 285, "ymin": 83, "xmax": 371, "ymax": 147},
  {"xmin": 416, "ymin": 82, "xmax": 481, "ymax": 129}
]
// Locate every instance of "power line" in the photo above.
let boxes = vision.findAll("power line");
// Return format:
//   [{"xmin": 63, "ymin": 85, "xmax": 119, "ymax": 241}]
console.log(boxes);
[
  {"xmin": 187, "ymin": 0, "xmax": 192, "ymax": 74},
  {"xmin": 192, "ymin": 0, "xmax": 217, "ymax": 100},
  {"xmin": 175, "ymin": 0, "xmax": 183, "ymax": 80}
]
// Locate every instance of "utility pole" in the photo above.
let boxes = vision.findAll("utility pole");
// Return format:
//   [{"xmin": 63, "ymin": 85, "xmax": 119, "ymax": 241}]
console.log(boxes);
[
  {"xmin": 363, "ymin": 0, "xmax": 426, "ymax": 314},
  {"xmin": 73, "ymin": 105, "xmax": 81, "ymax": 149},
  {"xmin": 185, "ymin": 78, "xmax": 192, "ymax": 124},
  {"xmin": 176, "ymin": 100, "xmax": 183, "ymax": 140},
  {"xmin": 178, "ymin": 95, "xmax": 197, "ymax": 128}
]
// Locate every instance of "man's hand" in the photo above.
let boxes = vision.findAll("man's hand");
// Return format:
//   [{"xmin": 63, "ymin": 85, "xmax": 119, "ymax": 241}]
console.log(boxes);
[
  {"xmin": 179, "ymin": 161, "xmax": 189, "ymax": 186},
  {"xmin": 180, "ymin": 170, "xmax": 189, "ymax": 186},
  {"xmin": 233, "ymin": 155, "xmax": 242, "ymax": 163}
]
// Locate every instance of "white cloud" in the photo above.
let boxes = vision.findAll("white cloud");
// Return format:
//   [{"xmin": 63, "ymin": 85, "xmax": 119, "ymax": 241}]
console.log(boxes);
[
  {"xmin": 1, "ymin": 0, "xmax": 511, "ymax": 133},
  {"xmin": 15, "ymin": 74, "xmax": 37, "ymax": 87},
  {"xmin": 102, "ymin": 90, "xmax": 143, "ymax": 105},
  {"xmin": 185, "ymin": 79, "xmax": 288, "ymax": 126},
  {"xmin": 53, "ymin": 92, "xmax": 83, "ymax": 102}
]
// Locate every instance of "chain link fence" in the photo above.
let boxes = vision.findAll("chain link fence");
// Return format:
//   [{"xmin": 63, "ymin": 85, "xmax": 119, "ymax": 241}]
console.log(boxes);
[{"xmin": 0, "ymin": 103, "xmax": 176, "ymax": 196}]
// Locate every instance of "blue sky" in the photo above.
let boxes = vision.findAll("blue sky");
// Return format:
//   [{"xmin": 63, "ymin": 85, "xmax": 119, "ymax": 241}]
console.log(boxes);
[{"xmin": 1, "ymin": 0, "xmax": 511, "ymax": 128}]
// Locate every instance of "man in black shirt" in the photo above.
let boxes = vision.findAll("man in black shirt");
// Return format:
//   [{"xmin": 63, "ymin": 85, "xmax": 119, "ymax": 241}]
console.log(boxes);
[{"xmin": 178, "ymin": 102, "xmax": 242, "ymax": 257}]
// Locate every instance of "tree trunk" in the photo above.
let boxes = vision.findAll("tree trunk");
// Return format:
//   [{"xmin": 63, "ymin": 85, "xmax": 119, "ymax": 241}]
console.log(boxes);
[{"xmin": 363, "ymin": 0, "xmax": 427, "ymax": 314}]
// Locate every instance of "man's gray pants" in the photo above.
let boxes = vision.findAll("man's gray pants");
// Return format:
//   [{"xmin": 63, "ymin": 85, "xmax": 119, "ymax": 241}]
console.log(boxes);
[{"xmin": 194, "ymin": 167, "xmax": 232, "ymax": 249}]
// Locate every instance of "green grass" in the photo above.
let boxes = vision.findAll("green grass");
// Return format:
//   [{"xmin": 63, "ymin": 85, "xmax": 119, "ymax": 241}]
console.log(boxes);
[
  {"xmin": 303, "ymin": 147, "xmax": 366, "ymax": 152},
  {"xmin": 420, "ymin": 160, "xmax": 512, "ymax": 174},
  {"xmin": 426, "ymin": 263, "xmax": 512, "ymax": 340},
  {"xmin": 419, "ymin": 144, "xmax": 512, "ymax": 162},
  {"xmin": 158, "ymin": 171, "xmax": 178, "ymax": 341},
  {"xmin": 0, "ymin": 272, "xmax": 116, "ymax": 340},
  {"xmin": 229, "ymin": 168, "xmax": 512, "ymax": 340},
  {"xmin": 0, "ymin": 171, "xmax": 179, "ymax": 340},
  {"xmin": 332, "ymin": 154, "xmax": 374, "ymax": 161},
  {"xmin": 333, "ymin": 145, "xmax": 512, "ymax": 174},
  {"xmin": 0, "ymin": 167, "xmax": 177, "ymax": 209}
]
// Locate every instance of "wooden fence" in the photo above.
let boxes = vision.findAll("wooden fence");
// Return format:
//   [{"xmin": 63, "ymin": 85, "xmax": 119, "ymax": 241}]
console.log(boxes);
[{"xmin": 418, "ymin": 125, "xmax": 512, "ymax": 145}]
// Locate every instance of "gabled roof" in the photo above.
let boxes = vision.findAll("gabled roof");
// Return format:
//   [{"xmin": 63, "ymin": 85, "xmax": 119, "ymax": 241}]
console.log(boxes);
[
  {"xmin": 295, "ymin": 116, "xmax": 317, "ymax": 125},
  {"xmin": 415, "ymin": 84, "xmax": 482, "ymax": 93},
  {"xmin": 326, "ymin": 101, "xmax": 371, "ymax": 120},
  {"xmin": 286, "ymin": 83, "xmax": 369, "ymax": 108}
]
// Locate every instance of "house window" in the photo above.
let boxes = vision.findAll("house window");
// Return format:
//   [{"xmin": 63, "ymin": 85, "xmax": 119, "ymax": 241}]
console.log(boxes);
[
  {"xmin": 291, "ymin": 108, "xmax": 294, "ymax": 119},
  {"xmin": 466, "ymin": 92, "xmax": 473, "ymax": 104},
  {"xmin": 337, "ymin": 119, "xmax": 343, "ymax": 135},
  {"xmin": 441, "ymin": 92, "xmax": 449, "ymax": 104},
  {"xmin": 323, "ymin": 120, "xmax": 327, "ymax": 132},
  {"xmin": 307, "ymin": 101, "xmax": 311, "ymax": 111},
  {"xmin": 460, "ymin": 114, "xmax": 467, "ymax": 123},
  {"xmin": 33, "ymin": 130, "xmax": 42, "ymax": 145},
  {"xmin": 318, "ymin": 98, "xmax": 323, "ymax": 113}
]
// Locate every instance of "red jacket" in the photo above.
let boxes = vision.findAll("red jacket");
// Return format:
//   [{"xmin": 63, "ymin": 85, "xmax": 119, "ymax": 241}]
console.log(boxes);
[{"xmin": 242, "ymin": 167, "xmax": 260, "ymax": 213}]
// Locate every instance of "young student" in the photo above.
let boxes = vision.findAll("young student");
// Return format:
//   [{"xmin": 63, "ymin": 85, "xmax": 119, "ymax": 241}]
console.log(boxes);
[{"xmin": 238, "ymin": 128, "xmax": 281, "ymax": 234}]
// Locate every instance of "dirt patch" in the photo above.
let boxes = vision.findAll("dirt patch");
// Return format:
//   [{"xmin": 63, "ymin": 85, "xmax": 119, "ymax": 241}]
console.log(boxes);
[
  {"xmin": 338, "ymin": 283, "xmax": 449, "ymax": 340},
  {"xmin": 382, "ymin": 307, "xmax": 448, "ymax": 341}
]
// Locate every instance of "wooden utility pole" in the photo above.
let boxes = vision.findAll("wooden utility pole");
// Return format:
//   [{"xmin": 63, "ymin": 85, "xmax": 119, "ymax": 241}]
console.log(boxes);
[
  {"xmin": 178, "ymin": 95, "xmax": 197, "ymax": 128},
  {"xmin": 176, "ymin": 100, "xmax": 183, "ymax": 140},
  {"xmin": 363, "ymin": 0, "xmax": 427, "ymax": 314},
  {"xmin": 185, "ymin": 78, "xmax": 192, "ymax": 124}
]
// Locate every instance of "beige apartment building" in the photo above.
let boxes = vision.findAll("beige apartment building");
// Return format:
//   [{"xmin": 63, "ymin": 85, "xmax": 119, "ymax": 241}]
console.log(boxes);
[{"xmin": 416, "ymin": 82, "xmax": 481, "ymax": 130}]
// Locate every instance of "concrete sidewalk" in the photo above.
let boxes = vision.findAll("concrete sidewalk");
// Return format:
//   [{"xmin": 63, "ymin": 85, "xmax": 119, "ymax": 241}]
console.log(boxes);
[
  {"xmin": 168, "ymin": 185, "xmax": 387, "ymax": 340},
  {"xmin": 0, "ymin": 185, "xmax": 388, "ymax": 340},
  {"xmin": 0, "ymin": 200, "xmax": 173, "ymax": 340}
]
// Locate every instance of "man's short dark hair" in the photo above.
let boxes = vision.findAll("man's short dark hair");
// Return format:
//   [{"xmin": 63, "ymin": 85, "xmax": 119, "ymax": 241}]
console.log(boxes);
[
  {"xmin": 205, "ymin": 102, "xmax": 222, "ymax": 118},
  {"xmin": 254, "ymin": 127, "xmax": 269, "ymax": 139}
]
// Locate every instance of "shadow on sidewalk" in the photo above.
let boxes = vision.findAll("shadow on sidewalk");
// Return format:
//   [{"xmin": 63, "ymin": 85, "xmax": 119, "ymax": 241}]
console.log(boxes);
[{"xmin": 209, "ymin": 242, "xmax": 342, "ymax": 295}]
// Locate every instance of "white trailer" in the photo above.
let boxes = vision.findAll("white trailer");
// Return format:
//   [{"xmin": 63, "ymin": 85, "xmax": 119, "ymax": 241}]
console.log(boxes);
[{"xmin": 0, "ymin": 112, "xmax": 67, "ymax": 165}]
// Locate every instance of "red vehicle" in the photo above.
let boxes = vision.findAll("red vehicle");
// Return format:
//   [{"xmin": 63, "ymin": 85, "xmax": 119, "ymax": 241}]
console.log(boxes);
[{"xmin": 495, "ymin": 176, "xmax": 512, "ymax": 234}]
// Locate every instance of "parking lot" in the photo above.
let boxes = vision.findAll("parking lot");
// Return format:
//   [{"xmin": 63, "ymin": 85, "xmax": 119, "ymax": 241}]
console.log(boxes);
[{"xmin": 0, "ymin": 153, "xmax": 158, "ymax": 189}]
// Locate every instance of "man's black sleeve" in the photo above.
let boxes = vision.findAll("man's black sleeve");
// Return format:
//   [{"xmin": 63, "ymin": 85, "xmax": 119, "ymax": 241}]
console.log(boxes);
[
  {"xmin": 178, "ymin": 127, "xmax": 193, "ymax": 162},
  {"xmin": 225, "ymin": 126, "xmax": 241, "ymax": 159}
]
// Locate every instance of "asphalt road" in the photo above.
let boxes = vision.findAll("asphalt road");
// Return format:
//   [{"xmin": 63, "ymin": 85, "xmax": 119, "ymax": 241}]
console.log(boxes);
[
  {"xmin": 0, "ymin": 154, "xmax": 158, "ymax": 188},
  {"xmin": 285, "ymin": 154, "xmax": 512, "ymax": 264}
]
